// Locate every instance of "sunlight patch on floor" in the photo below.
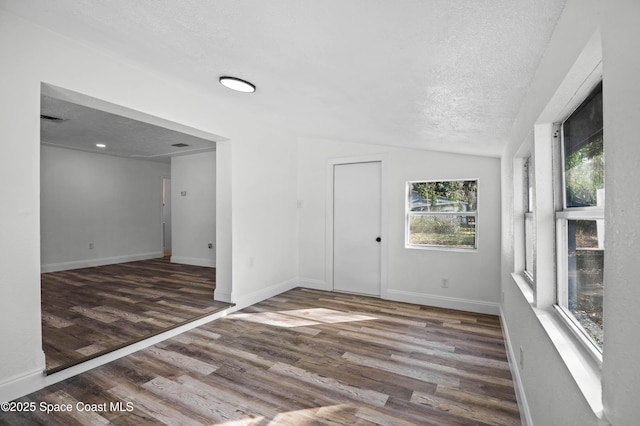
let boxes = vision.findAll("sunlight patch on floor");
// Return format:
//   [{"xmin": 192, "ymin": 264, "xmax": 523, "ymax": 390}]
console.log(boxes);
[
  {"xmin": 214, "ymin": 404, "xmax": 356, "ymax": 425},
  {"xmin": 229, "ymin": 308, "xmax": 377, "ymax": 328}
]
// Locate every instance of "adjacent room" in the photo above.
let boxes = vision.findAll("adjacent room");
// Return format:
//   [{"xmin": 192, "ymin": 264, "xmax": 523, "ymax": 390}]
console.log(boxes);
[
  {"xmin": 1, "ymin": 1, "xmax": 639, "ymax": 425},
  {"xmin": 39, "ymin": 86, "xmax": 230, "ymax": 372}
]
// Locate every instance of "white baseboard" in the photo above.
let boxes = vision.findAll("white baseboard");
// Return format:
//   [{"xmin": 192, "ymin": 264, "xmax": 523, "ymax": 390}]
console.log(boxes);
[
  {"xmin": 170, "ymin": 256, "xmax": 216, "ymax": 268},
  {"xmin": 500, "ymin": 305, "xmax": 533, "ymax": 426},
  {"xmin": 41, "ymin": 252, "xmax": 164, "ymax": 273},
  {"xmin": 297, "ymin": 277, "xmax": 330, "ymax": 291},
  {"xmin": 232, "ymin": 277, "xmax": 299, "ymax": 310},
  {"xmin": 385, "ymin": 289, "xmax": 500, "ymax": 315},
  {"xmin": 0, "ymin": 368, "xmax": 44, "ymax": 403},
  {"xmin": 213, "ymin": 289, "xmax": 232, "ymax": 303}
]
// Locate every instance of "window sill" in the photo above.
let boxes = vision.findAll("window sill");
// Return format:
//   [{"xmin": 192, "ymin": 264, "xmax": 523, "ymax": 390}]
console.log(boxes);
[
  {"xmin": 511, "ymin": 272, "xmax": 534, "ymax": 304},
  {"xmin": 509, "ymin": 273, "xmax": 606, "ymax": 423},
  {"xmin": 535, "ymin": 307, "xmax": 605, "ymax": 421},
  {"xmin": 553, "ymin": 305, "xmax": 603, "ymax": 367},
  {"xmin": 405, "ymin": 244, "xmax": 478, "ymax": 253}
]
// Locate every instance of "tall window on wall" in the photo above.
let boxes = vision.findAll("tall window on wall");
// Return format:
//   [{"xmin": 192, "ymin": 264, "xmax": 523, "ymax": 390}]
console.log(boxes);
[
  {"xmin": 556, "ymin": 81, "xmax": 604, "ymax": 353},
  {"xmin": 406, "ymin": 180, "xmax": 478, "ymax": 250},
  {"xmin": 523, "ymin": 157, "xmax": 534, "ymax": 284}
]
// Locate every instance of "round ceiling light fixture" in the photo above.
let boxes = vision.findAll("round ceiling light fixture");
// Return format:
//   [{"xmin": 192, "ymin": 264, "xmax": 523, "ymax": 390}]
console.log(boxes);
[{"xmin": 219, "ymin": 76, "xmax": 256, "ymax": 93}]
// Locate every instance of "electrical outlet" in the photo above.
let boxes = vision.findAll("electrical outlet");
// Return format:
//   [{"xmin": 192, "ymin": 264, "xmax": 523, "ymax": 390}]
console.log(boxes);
[
  {"xmin": 208, "ymin": 242, "xmax": 213, "ymax": 249},
  {"xmin": 519, "ymin": 346, "xmax": 525, "ymax": 369},
  {"xmin": 89, "ymin": 242, "xmax": 94, "ymax": 250},
  {"xmin": 249, "ymin": 257, "xmax": 254, "ymax": 267},
  {"xmin": 441, "ymin": 278, "xmax": 449, "ymax": 288}
]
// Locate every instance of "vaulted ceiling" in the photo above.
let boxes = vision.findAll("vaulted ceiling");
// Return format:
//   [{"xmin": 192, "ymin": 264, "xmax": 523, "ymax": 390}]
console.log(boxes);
[{"xmin": 2, "ymin": 0, "xmax": 567, "ymax": 157}]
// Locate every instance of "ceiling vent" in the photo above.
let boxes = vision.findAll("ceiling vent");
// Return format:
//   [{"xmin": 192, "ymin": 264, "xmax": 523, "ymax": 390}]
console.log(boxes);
[
  {"xmin": 40, "ymin": 114, "xmax": 67, "ymax": 122},
  {"xmin": 171, "ymin": 143, "xmax": 190, "ymax": 148}
]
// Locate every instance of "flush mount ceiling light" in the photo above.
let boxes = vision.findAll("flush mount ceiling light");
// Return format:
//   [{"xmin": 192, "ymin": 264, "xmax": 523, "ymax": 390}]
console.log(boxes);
[
  {"xmin": 40, "ymin": 114, "xmax": 67, "ymax": 123},
  {"xmin": 219, "ymin": 76, "xmax": 256, "ymax": 93}
]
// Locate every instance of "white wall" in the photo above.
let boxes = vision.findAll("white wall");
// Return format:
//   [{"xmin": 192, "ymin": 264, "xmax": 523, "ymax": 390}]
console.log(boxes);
[
  {"xmin": 0, "ymin": 10, "xmax": 298, "ymax": 401},
  {"xmin": 41, "ymin": 146, "xmax": 169, "ymax": 271},
  {"xmin": 600, "ymin": 1, "xmax": 640, "ymax": 424},
  {"xmin": 171, "ymin": 151, "xmax": 216, "ymax": 267},
  {"xmin": 227, "ymin": 132, "xmax": 299, "ymax": 308},
  {"xmin": 215, "ymin": 141, "xmax": 233, "ymax": 303},
  {"xmin": 298, "ymin": 138, "xmax": 502, "ymax": 314},
  {"xmin": 501, "ymin": 0, "xmax": 640, "ymax": 424}
]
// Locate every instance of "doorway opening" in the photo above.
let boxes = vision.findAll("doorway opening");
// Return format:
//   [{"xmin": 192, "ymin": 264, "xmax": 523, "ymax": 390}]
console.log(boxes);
[
  {"xmin": 162, "ymin": 177, "xmax": 172, "ymax": 257},
  {"xmin": 39, "ymin": 83, "xmax": 229, "ymax": 373}
]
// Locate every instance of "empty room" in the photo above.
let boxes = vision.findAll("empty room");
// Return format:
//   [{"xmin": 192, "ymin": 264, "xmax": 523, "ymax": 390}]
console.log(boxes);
[{"xmin": 1, "ymin": 1, "xmax": 639, "ymax": 425}]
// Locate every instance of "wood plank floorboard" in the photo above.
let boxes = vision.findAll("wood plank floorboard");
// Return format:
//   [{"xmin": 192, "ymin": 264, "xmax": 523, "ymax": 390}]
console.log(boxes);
[
  {"xmin": 40, "ymin": 257, "xmax": 231, "ymax": 372},
  {"xmin": 6, "ymin": 288, "xmax": 521, "ymax": 425}
]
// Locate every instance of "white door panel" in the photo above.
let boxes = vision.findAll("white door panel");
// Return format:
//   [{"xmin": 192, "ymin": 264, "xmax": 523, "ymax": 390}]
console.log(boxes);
[{"xmin": 333, "ymin": 162, "xmax": 381, "ymax": 296}]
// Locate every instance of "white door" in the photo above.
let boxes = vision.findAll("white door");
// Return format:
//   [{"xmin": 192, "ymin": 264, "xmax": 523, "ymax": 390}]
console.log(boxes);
[{"xmin": 333, "ymin": 161, "xmax": 381, "ymax": 296}]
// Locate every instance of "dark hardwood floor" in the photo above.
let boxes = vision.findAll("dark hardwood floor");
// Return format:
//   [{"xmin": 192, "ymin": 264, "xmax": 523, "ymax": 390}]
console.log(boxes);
[
  {"xmin": 41, "ymin": 257, "xmax": 230, "ymax": 372},
  {"xmin": 5, "ymin": 288, "xmax": 521, "ymax": 425}
]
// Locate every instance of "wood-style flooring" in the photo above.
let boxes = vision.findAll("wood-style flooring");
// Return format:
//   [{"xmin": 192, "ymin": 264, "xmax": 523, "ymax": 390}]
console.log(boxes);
[
  {"xmin": 41, "ymin": 257, "xmax": 230, "ymax": 372},
  {"xmin": 5, "ymin": 288, "xmax": 521, "ymax": 425}
]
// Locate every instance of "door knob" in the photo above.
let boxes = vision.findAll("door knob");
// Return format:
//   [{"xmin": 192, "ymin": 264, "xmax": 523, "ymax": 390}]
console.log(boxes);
[{"xmin": 376, "ymin": 237, "xmax": 382, "ymax": 242}]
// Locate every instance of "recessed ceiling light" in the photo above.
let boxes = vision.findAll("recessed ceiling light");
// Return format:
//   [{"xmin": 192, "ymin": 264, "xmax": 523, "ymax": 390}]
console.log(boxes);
[
  {"xmin": 96, "ymin": 143, "xmax": 106, "ymax": 148},
  {"xmin": 219, "ymin": 76, "xmax": 256, "ymax": 93}
]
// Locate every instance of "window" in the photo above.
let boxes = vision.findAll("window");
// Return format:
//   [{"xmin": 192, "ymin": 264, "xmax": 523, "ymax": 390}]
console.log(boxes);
[
  {"xmin": 523, "ymin": 157, "xmax": 534, "ymax": 284},
  {"xmin": 406, "ymin": 180, "xmax": 477, "ymax": 249},
  {"xmin": 556, "ymin": 82, "xmax": 604, "ymax": 352}
]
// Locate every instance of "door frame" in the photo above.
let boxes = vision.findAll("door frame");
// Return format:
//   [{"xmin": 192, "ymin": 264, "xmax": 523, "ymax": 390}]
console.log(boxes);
[
  {"xmin": 325, "ymin": 154, "xmax": 388, "ymax": 297},
  {"xmin": 161, "ymin": 176, "xmax": 172, "ymax": 256}
]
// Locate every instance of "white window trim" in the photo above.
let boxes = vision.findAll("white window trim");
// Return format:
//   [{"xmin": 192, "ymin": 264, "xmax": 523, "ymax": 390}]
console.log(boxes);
[
  {"xmin": 523, "ymin": 211, "xmax": 535, "ymax": 284},
  {"xmin": 405, "ymin": 179, "xmax": 479, "ymax": 252},
  {"xmin": 554, "ymin": 217, "xmax": 604, "ymax": 365},
  {"xmin": 509, "ymin": 31, "xmax": 605, "ymax": 419},
  {"xmin": 553, "ymin": 79, "xmax": 604, "ymax": 360},
  {"xmin": 523, "ymin": 155, "xmax": 535, "ymax": 286},
  {"xmin": 513, "ymin": 146, "xmax": 536, "ymax": 293}
]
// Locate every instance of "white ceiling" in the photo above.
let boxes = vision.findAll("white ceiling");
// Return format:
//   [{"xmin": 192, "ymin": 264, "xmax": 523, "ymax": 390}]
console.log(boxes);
[
  {"xmin": 41, "ymin": 96, "xmax": 219, "ymax": 163},
  {"xmin": 2, "ymin": 0, "xmax": 567, "ymax": 157}
]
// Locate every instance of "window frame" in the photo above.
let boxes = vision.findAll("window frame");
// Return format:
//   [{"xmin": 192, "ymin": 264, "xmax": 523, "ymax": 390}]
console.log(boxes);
[
  {"xmin": 405, "ymin": 179, "xmax": 479, "ymax": 251},
  {"xmin": 554, "ymin": 81, "xmax": 605, "ymax": 358},
  {"xmin": 523, "ymin": 156, "xmax": 535, "ymax": 285}
]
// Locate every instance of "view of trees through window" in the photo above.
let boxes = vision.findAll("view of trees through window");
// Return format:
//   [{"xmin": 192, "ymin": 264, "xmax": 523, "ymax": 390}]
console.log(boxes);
[
  {"xmin": 407, "ymin": 180, "xmax": 477, "ymax": 248},
  {"xmin": 560, "ymin": 81, "xmax": 604, "ymax": 351},
  {"xmin": 564, "ymin": 135, "xmax": 604, "ymax": 208},
  {"xmin": 567, "ymin": 220, "xmax": 604, "ymax": 349}
]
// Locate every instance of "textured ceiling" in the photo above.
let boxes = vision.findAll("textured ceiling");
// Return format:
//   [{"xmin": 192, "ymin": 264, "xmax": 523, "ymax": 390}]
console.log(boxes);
[
  {"xmin": 41, "ymin": 96, "xmax": 218, "ymax": 163},
  {"xmin": 2, "ymin": 0, "xmax": 567, "ymax": 157}
]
